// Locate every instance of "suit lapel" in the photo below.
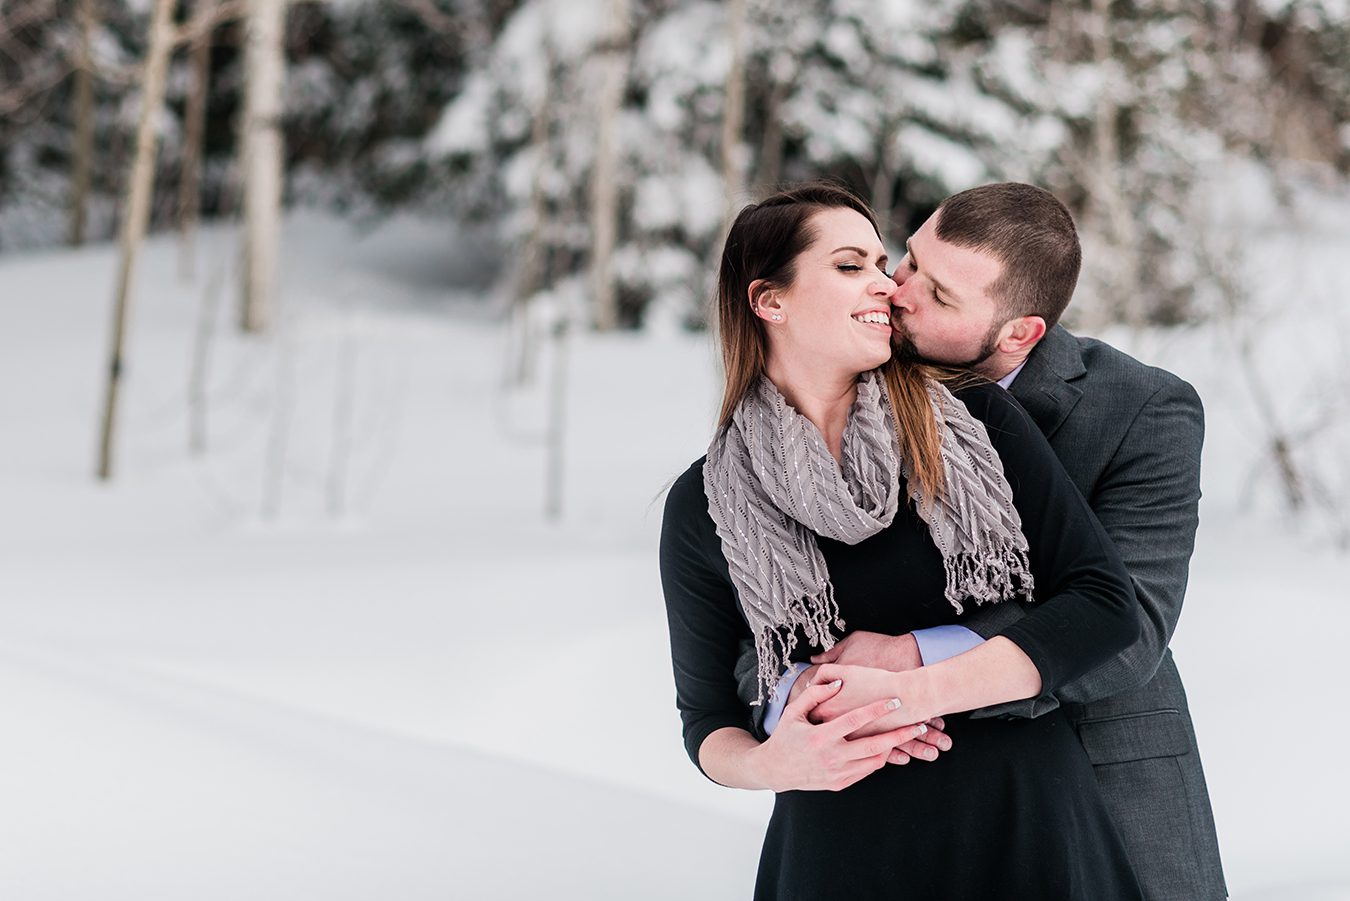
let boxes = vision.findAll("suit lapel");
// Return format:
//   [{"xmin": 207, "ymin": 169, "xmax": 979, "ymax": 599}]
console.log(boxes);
[{"xmin": 1008, "ymin": 325, "xmax": 1086, "ymax": 441}]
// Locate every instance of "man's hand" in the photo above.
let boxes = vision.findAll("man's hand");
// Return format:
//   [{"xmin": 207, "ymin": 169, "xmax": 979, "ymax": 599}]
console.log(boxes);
[
  {"xmin": 810, "ymin": 630, "xmax": 922, "ymax": 671},
  {"xmin": 802, "ymin": 663, "xmax": 953, "ymax": 762}
]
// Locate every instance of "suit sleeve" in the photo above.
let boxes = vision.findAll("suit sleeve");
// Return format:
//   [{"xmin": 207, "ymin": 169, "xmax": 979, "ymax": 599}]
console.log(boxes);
[
  {"xmin": 660, "ymin": 465, "xmax": 756, "ymax": 778},
  {"xmin": 1037, "ymin": 377, "xmax": 1203, "ymax": 705},
  {"xmin": 967, "ymin": 377, "xmax": 1204, "ymax": 717},
  {"xmin": 957, "ymin": 386, "xmax": 1140, "ymax": 702}
]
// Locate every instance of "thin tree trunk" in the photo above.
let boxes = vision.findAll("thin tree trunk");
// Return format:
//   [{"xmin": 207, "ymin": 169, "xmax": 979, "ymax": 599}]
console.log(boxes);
[
  {"xmin": 96, "ymin": 0, "xmax": 176, "ymax": 480},
  {"xmin": 188, "ymin": 256, "xmax": 226, "ymax": 454},
  {"xmin": 67, "ymin": 0, "xmax": 96, "ymax": 247},
  {"xmin": 239, "ymin": 0, "xmax": 286, "ymax": 334},
  {"xmin": 1088, "ymin": 0, "xmax": 1142, "ymax": 328},
  {"xmin": 870, "ymin": 124, "xmax": 899, "ymax": 236},
  {"xmin": 756, "ymin": 79, "xmax": 787, "ymax": 193},
  {"xmin": 543, "ymin": 316, "xmax": 569, "ymax": 521},
  {"xmin": 178, "ymin": 0, "xmax": 216, "ymax": 280},
  {"xmin": 587, "ymin": 0, "xmax": 630, "ymax": 333},
  {"xmin": 260, "ymin": 304, "xmax": 295, "ymax": 519},
  {"xmin": 506, "ymin": 41, "xmax": 556, "ymax": 387},
  {"xmin": 326, "ymin": 308, "xmax": 358, "ymax": 519},
  {"xmin": 719, "ymin": 0, "xmax": 747, "ymax": 235}
]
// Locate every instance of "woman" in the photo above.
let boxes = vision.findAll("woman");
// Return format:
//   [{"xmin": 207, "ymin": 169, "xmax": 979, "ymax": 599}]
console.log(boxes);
[{"xmin": 660, "ymin": 183, "xmax": 1144, "ymax": 899}]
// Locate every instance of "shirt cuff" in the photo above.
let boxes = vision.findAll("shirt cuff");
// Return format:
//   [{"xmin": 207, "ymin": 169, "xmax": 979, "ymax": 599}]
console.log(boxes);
[
  {"xmin": 762, "ymin": 663, "xmax": 810, "ymax": 736},
  {"xmin": 912, "ymin": 625, "xmax": 985, "ymax": 666}
]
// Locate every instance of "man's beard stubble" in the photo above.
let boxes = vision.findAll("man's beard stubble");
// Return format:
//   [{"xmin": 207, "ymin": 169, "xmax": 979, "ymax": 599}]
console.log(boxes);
[{"xmin": 891, "ymin": 319, "xmax": 1001, "ymax": 371}]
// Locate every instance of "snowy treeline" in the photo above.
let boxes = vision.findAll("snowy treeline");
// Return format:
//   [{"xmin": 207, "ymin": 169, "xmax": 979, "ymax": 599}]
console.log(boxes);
[
  {"xmin": 431, "ymin": 0, "xmax": 1350, "ymax": 330},
  {"xmin": 2, "ymin": 0, "xmax": 1349, "ymax": 527},
  {"xmin": 3, "ymin": 0, "xmax": 1346, "ymax": 327}
]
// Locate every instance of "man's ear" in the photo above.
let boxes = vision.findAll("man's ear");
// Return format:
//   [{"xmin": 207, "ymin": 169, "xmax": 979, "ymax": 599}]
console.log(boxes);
[
  {"xmin": 749, "ymin": 279, "xmax": 783, "ymax": 322},
  {"xmin": 996, "ymin": 315, "xmax": 1046, "ymax": 356}
]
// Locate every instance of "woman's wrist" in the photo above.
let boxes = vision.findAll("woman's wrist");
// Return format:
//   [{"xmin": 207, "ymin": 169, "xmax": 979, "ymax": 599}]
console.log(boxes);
[
  {"xmin": 744, "ymin": 738, "xmax": 781, "ymax": 792},
  {"xmin": 890, "ymin": 666, "xmax": 940, "ymax": 724}
]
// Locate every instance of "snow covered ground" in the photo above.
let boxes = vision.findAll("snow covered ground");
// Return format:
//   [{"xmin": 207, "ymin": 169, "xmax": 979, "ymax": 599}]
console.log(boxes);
[{"xmin": 2, "ymin": 207, "xmax": 1348, "ymax": 899}]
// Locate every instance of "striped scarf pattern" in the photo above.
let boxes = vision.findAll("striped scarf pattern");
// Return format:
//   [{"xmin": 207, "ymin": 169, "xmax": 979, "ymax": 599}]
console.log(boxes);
[{"xmin": 704, "ymin": 372, "xmax": 1034, "ymax": 704}]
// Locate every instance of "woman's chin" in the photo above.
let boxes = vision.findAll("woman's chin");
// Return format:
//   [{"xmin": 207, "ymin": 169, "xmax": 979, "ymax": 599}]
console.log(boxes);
[{"xmin": 860, "ymin": 346, "xmax": 893, "ymax": 372}]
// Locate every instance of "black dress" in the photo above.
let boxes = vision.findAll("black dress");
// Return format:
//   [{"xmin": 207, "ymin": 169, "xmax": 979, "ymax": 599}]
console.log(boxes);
[{"xmin": 660, "ymin": 383, "xmax": 1145, "ymax": 900}]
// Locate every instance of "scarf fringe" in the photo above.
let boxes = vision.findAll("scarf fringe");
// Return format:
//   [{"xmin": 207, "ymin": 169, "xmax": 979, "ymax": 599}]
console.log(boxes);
[
  {"xmin": 943, "ymin": 539, "xmax": 1035, "ymax": 615},
  {"xmin": 751, "ymin": 582, "xmax": 844, "ymax": 706}
]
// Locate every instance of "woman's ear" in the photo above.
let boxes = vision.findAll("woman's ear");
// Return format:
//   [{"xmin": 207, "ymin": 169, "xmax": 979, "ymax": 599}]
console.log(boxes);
[{"xmin": 749, "ymin": 280, "xmax": 784, "ymax": 323}]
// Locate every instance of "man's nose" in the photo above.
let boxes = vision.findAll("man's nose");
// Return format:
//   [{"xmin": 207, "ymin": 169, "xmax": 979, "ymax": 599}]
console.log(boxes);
[{"xmin": 890, "ymin": 286, "xmax": 916, "ymax": 314}]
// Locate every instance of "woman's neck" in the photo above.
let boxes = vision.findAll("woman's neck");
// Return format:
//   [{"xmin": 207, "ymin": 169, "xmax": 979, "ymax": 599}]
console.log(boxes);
[{"xmin": 764, "ymin": 358, "xmax": 858, "ymax": 463}]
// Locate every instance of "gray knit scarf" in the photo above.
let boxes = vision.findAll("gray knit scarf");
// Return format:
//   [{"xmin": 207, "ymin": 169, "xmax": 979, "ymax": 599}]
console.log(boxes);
[{"xmin": 704, "ymin": 371, "xmax": 1033, "ymax": 704}]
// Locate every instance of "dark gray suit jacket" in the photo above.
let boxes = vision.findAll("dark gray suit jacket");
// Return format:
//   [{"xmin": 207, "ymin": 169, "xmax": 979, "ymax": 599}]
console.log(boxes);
[{"xmin": 736, "ymin": 326, "xmax": 1226, "ymax": 900}]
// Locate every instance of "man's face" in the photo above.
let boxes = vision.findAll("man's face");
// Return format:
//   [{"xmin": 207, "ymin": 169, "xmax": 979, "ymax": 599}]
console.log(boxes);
[{"xmin": 889, "ymin": 212, "xmax": 1008, "ymax": 375}]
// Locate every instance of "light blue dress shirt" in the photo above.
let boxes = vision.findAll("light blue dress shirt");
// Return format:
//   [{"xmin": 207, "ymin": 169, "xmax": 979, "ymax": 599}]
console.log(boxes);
[{"xmin": 762, "ymin": 363, "xmax": 1025, "ymax": 734}]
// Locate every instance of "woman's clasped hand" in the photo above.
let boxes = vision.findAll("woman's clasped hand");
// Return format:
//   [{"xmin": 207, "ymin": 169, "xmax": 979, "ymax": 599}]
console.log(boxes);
[
  {"xmin": 749, "ymin": 678, "xmax": 925, "ymax": 792},
  {"xmin": 757, "ymin": 667, "xmax": 954, "ymax": 793}
]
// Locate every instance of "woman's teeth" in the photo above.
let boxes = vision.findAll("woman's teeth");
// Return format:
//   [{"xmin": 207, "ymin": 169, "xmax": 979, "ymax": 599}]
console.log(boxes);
[{"xmin": 852, "ymin": 312, "xmax": 890, "ymax": 325}]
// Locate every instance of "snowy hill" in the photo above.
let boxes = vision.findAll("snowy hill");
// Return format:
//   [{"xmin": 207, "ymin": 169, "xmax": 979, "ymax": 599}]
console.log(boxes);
[{"xmin": 2, "ymin": 209, "xmax": 1348, "ymax": 899}]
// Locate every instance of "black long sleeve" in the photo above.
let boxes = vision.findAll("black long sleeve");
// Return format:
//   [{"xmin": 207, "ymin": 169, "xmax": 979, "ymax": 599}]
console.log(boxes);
[
  {"xmin": 659, "ymin": 463, "xmax": 754, "ymax": 777},
  {"xmin": 953, "ymin": 383, "xmax": 1139, "ymax": 697}
]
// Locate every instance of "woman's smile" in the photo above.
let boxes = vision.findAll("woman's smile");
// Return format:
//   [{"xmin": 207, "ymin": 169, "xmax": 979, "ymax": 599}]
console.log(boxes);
[{"xmin": 851, "ymin": 308, "xmax": 893, "ymax": 333}]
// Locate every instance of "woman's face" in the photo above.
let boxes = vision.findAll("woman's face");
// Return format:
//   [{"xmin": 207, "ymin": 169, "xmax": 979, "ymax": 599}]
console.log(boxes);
[{"xmin": 760, "ymin": 206, "xmax": 897, "ymax": 378}]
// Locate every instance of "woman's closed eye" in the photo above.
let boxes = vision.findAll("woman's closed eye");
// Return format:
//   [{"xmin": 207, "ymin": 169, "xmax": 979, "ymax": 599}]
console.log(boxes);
[{"xmin": 838, "ymin": 262, "xmax": 891, "ymax": 277}]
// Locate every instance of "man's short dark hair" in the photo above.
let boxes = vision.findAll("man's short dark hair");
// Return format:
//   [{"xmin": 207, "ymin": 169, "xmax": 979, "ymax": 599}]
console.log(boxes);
[{"xmin": 934, "ymin": 183, "xmax": 1081, "ymax": 330}]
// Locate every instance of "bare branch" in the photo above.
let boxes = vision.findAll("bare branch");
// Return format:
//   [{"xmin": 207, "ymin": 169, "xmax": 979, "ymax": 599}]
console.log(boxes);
[
  {"xmin": 387, "ymin": 0, "xmax": 464, "ymax": 37},
  {"xmin": 0, "ymin": 58, "xmax": 71, "ymax": 117},
  {"xmin": 172, "ymin": 0, "xmax": 247, "ymax": 51}
]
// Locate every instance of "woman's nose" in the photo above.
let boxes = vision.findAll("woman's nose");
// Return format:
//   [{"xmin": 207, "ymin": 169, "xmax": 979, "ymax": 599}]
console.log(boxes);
[{"xmin": 870, "ymin": 275, "xmax": 897, "ymax": 298}]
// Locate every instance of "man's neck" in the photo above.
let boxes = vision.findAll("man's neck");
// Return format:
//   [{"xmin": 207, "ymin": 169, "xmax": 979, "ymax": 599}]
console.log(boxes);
[{"xmin": 973, "ymin": 347, "xmax": 1033, "ymax": 383}]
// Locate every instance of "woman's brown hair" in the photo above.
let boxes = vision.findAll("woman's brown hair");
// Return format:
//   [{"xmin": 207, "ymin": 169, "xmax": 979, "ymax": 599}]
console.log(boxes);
[{"xmin": 713, "ymin": 181, "xmax": 952, "ymax": 503}]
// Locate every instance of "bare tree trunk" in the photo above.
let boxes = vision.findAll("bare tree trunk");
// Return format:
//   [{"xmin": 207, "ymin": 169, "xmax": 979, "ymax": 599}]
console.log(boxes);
[
  {"xmin": 587, "ymin": 0, "xmax": 630, "ymax": 333},
  {"xmin": 95, "ymin": 0, "xmax": 176, "ymax": 481},
  {"xmin": 719, "ymin": 0, "xmax": 747, "ymax": 234},
  {"xmin": 188, "ymin": 255, "xmax": 227, "ymax": 454},
  {"xmin": 505, "ymin": 41, "xmax": 556, "ymax": 387},
  {"xmin": 870, "ymin": 123, "xmax": 899, "ymax": 236},
  {"xmin": 1086, "ymin": 0, "xmax": 1143, "ymax": 329},
  {"xmin": 178, "ymin": 0, "xmax": 217, "ymax": 280},
  {"xmin": 239, "ymin": 0, "xmax": 286, "ymax": 334},
  {"xmin": 326, "ymin": 308, "xmax": 358, "ymax": 519},
  {"xmin": 756, "ymin": 79, "xmax": 787, "ymax": 193},
  {"xmin": 67, "ymin": 0, "xmax": 96, "ymax": 247},
  {"xmin": 261, "ymin": 303, "xmax": 295, "ymax": 519},
  {"xmin": 543, "ymin": 315, "xmax": 569, "ymax": 521}
]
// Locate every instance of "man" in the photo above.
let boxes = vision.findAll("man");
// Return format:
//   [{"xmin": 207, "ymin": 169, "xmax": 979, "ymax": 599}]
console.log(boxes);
[{"xmin": 735, "ymin": 183, "xmax": 1225, "ymax": 900}]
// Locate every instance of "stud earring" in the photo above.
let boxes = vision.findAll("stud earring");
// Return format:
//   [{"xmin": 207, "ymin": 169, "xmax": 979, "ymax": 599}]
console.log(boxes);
[{"xmin": 771, "ymin": 314, "xmax": 782, "ymax": 321}]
